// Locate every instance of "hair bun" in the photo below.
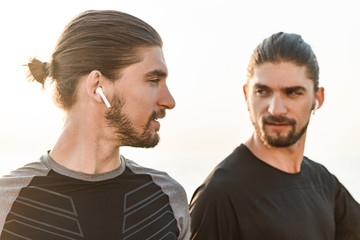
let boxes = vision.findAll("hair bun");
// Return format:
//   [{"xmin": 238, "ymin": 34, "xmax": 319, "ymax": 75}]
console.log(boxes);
[{"xmin": 27, "ymin": 58, "xmax": 50, "ymax": 87}]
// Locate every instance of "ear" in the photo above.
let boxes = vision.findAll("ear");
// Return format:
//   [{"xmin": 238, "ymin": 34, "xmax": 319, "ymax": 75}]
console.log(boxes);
[
  {"xmin": 243, "ymin": 84, "xmax": 249, "ymax": 101},
  {"xmin": 85, "ymin": 70, "xmax": 106, "ymax": 104},
  {"xmin": 314, "ymin": 87, "xmax": 325, "ymax": 110},
  {"xmin": 243, "ymin": 84, "xmax": 250, "ymax": 111}
]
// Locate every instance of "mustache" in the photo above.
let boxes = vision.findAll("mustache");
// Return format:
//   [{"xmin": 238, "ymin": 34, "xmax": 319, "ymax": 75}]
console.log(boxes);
[
  {"xmin": 145, "ymin": 110, "xmax": 166, "ymax": 128},
  {"xmin": 150, "ymin": 109, "xmax": 166, "ymax": 120},
  {"xmin": 263, "ymin": 115, "xmax": 296, "ymax": 125}
]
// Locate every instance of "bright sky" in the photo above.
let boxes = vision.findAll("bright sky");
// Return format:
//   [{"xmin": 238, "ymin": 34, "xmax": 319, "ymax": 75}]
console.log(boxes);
[{"xmin": 1, "ymin": 0, "xmax": 359, "ymax": 198}]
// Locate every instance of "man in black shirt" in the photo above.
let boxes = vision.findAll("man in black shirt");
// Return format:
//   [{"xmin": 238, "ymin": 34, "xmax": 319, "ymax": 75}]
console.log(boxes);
[{"xmin": 190, "ymin": 32, "xmax": 360, "ymax": 239}]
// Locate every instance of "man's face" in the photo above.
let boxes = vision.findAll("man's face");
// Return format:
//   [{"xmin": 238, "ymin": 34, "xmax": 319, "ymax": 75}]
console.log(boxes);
[
  {"xmin": 244, "ymin": 62, "xmax": 317, "ymax": 148},
  {"xmin": 105, "ymin": 46, "xmax": 175, "ymax": 148}
]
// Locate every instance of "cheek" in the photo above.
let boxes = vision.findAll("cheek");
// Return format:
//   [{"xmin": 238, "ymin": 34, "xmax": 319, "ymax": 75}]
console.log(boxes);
[
  {"xmin": 123, "ymin": 102, "xmax": 151, "ymax": 122},
  {"xmin": 291, "ymin": 102, "xmax": 312, "ymax": 126},
  {"xmin": 297, "ymin": 99, "xmax": 313, "ymax": 114},
  {"xmin": 250, "ymin": 99, "xmax": 267, "ymax": 116},
  {"xmin": 123, "ymin": 98, "xmax": 155, "ymax": 126},
  {"xmin": 120, "ymin": 84, "xmax": 159, "ymax": 122},
  {"xmin": 299, "ymin": 105, "xmax": 313, "ymax": 121}
]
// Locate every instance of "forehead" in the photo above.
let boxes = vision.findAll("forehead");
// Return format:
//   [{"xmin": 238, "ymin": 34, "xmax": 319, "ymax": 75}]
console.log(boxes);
[
  {"xmin": 119, "ymin": 46, "xmax": 168, "ymax": 79},
  {"xmin": 135, "ymin": 46, "xmax": 167, "ymax": 74},
  {"xmin": 250, "ymin": 62, "xmax": 312, "ymax": 89}
]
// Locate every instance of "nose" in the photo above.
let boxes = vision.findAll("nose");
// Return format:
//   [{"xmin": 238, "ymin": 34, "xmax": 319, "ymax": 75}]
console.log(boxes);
[
  {"xmin": 268, "ymin": 95, "xmax": 287, "ymax": 116},
  {"xmin": 158, "ymin": 84, "xmax": 176, "ymax": 110}
]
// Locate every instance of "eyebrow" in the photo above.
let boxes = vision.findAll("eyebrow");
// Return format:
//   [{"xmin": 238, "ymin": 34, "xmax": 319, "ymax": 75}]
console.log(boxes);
[
  {"xmin": 145, "ymin": 69, "xmax": 168, "ymax": 78},
  {"xmin": 254, "ymin": 83, "xmax": 271, "ymax": 90},
  {"xmin": 283, "ymin": 86, "xmax": 307, "ymax": 93},
  {"xmin": 253, "ymin": 83, "xmax": 306, "ymax": 92}
]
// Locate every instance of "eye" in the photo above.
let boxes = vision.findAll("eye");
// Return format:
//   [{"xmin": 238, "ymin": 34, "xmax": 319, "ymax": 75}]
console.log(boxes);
[
  {"xmin": 149, "ymin": 79, "xmax": 160, "ymax": 85},
  {"xmin": 255, "ymin": 89, "xmax": 269, "ymax": 95},
  {"xmin": 287, "ymin": 89, "xmax": 303, "ymax": 96}
]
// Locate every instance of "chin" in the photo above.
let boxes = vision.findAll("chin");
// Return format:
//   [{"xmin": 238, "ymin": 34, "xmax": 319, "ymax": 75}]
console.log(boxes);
[
  {"xmin": 136, "ymin": 134, "xmax": 160, "ymax": 148},
  {"xmin": 138, "ymin": 139, "xmax": 160, "ymax": 148}
]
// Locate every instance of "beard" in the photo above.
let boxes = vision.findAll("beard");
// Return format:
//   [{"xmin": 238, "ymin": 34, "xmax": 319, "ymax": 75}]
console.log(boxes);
[
  {"xmin": 105, "ymin": 95, "xmax": 164, "ymax": 148},
  {"xmin": 252, "ymin": 115, "xmax": 308, "ymax": 148}
]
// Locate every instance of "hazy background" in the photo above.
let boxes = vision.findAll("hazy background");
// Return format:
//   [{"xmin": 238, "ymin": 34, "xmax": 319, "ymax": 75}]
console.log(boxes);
[{"xmin": 0, "ymin": 0, "xmax": 359, "ymax": 201}]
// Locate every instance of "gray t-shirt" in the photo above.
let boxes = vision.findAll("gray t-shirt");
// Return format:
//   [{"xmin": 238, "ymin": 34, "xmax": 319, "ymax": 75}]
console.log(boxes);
[{"xmin": 0, "ymin": 153, "xmax": 190, "ymax": 240}]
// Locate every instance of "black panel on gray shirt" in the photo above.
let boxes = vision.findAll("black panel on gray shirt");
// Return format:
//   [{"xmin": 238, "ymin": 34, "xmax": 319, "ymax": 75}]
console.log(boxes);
[{"xmin": 0, "ymin": 154, "xmax": 190, "ymax": 239}]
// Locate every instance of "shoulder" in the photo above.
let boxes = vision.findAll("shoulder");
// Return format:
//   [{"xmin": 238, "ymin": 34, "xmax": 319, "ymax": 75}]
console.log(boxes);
[
  {"xmin": 1, "ymin": 157, "xmax": 50, "ymax": 184},
  {"xmin": 302, "ymin": 156, "xmax": 350, "ymax": 200},
  {"xmin": 190, "ymin": 145, "xmax": 252, "ymax": 215},
  {"xmin": 302, "ymin": 156, "xmax": 329, "ymax": 171},
  {"xmin": 0, "ymin": 155, "xmax": 50, "ymax": 198},
  {"xmin": 123, "ymin": 156, "xmax": 190, "ymax": 240},
  {"xmin": 189, "ymin": 151, "xmax": 244, "ymax": 240},
  {"xmin": 194, "ymin": 144, "xmax": 254, "ymax": 194},
  {"xmin": 123, "ymin": 157, "xmax": 186, "ymax": 194},
  {"xmin": 302, "ymin": 156, "xmax": 338, "ymax": 182},
  {"xmin": 0, "ymin": 155, "xmax": 50, "ymax": 233}
]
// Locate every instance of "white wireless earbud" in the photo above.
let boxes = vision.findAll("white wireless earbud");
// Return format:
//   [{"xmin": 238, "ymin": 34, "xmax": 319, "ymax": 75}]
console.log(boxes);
[
  {"xmin": 96, "ymin": 87, "xmax": 111, "ymax": 108},
  {"xmin": 312, "ymin": 100, "xmax": 319, "ymax": 115}
]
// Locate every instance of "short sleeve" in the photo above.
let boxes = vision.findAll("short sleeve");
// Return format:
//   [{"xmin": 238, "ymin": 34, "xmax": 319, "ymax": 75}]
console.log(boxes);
[
  {"xmin": 189, "ymin": 182, "xmax": 241, "ymax": 240},
  {"xmin": 334, "ymin": 180, "xmax": 360, "ymax": 239}
]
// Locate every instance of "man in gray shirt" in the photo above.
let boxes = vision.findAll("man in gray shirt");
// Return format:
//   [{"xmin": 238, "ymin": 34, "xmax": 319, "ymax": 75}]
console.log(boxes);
[{"xmin": 0, "ymin": 10, "xmax": 190, "ymax": 240}]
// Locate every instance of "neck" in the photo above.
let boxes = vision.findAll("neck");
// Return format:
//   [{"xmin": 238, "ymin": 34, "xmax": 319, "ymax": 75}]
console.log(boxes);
[
  {"xmin": 50, "ymin": 110, "xmax": 121, "ymax": 174},
  {"xmin": 244, "ymin": 132, "xmax": 306, "ymax": 173}
]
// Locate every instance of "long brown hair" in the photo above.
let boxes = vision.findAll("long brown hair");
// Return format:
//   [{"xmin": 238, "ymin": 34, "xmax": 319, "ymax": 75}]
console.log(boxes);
[
  {"xmin": 247, "ymin": 32, "xmax": 319, "ymax": 92},
  {"xmin": 27, "ymin": 10, "xmax": 163, "ymax": 109}
]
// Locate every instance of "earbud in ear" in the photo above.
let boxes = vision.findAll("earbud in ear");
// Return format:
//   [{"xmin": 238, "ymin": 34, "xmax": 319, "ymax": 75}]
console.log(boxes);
[
  {"xmin": 96, "ymin": 87, "xmax": 111, "ymax": 108},
  {"xmin": 315, "ymin": 100, "xmax": 319, "ymax": 110},
  {"xmin": 312, "ymin": 99, "xmax": 319, "ymax": 115}
]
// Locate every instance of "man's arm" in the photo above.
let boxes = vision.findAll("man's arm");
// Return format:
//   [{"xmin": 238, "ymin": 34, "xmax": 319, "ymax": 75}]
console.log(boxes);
[
  {"xmin": 334, "ymin": 180, "xmax": 360, "ymax": 239},
  {"xmin": 189, "ymin": 183, "xmax": 240, "ymax": 240}
]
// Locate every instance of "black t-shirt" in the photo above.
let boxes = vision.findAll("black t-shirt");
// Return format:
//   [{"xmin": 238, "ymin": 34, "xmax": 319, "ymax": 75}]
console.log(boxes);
[{"xmin": 190, "ymin": 144, "xmax": 360, "ymax": 240}]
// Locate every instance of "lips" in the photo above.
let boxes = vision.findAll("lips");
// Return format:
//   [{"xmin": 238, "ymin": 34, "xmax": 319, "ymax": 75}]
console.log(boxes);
[
  {"xmin": 262, "ymin": 115, "xmax": 296, "ymax": 131},
  {"xmin": 271, "ymin": 123, "xmax": 288, "ymax": 126},
  {"xmin": 265, "ymin": 123, "xmax": 292, "ymax": 131},
  {"xmin": 266, "ymin": 121, "xmax": 291, "ymax": 126},
  {"xmin": 148, "ymin": 110, "xmax": 166, "ymax": 130},
  {"xmin": 263, "ymin": 115, "xmax": 295, "ymax": 125},
  {"xmin": 151, "ymin": 110, "xmax": 166, "ymax": 122},
  {"xmin": 151, "ymin": 119, "xmax": 160, "ymax": 129}
]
